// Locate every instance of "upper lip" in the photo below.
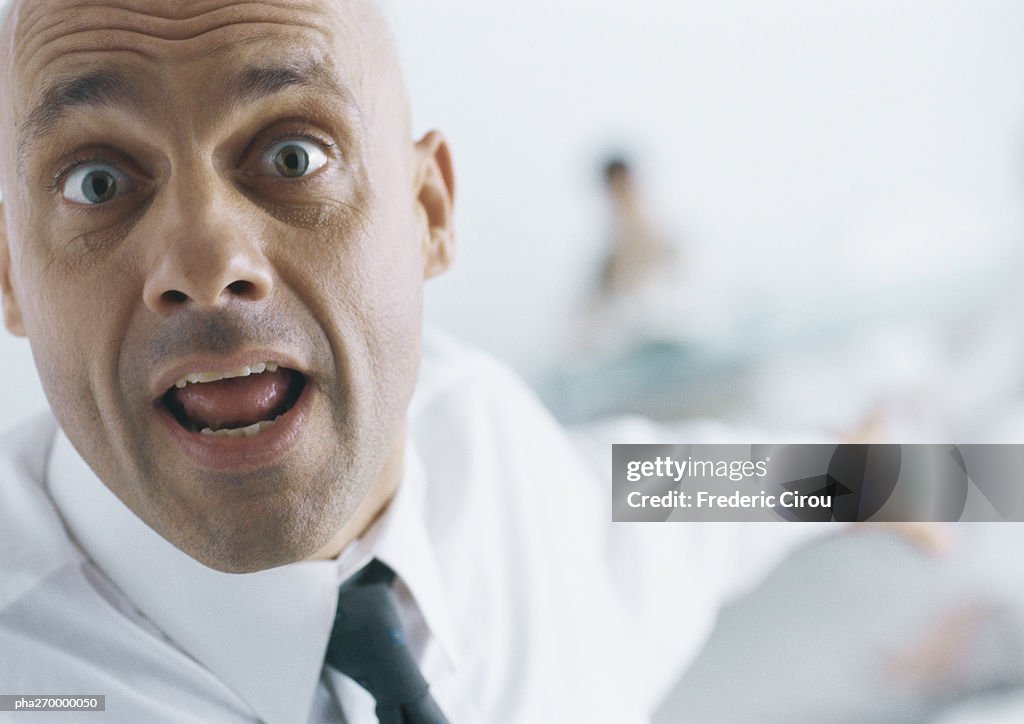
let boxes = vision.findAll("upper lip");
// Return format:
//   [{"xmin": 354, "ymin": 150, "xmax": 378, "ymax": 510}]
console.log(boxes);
[{"xmin": 150, "ymin": 349, "xmax": 309, "ymax": 401}]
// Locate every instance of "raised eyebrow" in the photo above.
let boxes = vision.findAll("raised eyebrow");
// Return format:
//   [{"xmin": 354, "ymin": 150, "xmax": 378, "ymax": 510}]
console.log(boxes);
[
  {"xmin": 18, "ymin": 70, "xmax": 139, "ymax": 156},
  {"xmin": 227, "ymin": 60, "xmax": 352, "ymax": 108},
  {"xmin": 15, "ymin": 61, "xmax": 361, "ymax": 176}
]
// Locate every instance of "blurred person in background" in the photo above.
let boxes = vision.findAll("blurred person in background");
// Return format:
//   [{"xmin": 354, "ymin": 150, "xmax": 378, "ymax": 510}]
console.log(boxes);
[
  {"xmin": 599, "ymin": 156, "xmax": 679, "ymax": 299},
  {"xmin": 581, "ymin": 155, "xmax": 692, "ymax": 355}
]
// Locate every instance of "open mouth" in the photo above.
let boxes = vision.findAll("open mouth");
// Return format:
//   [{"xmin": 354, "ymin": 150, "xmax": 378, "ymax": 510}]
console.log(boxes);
[{"xmin": 161, "ymin": 362, "xmax": 307, "ymax": 438}]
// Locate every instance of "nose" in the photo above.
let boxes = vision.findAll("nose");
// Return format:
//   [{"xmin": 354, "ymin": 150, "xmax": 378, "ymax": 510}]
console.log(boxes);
[{"xmin": 142, "ymin": 175, "xmax": 273, "ymax": 316}]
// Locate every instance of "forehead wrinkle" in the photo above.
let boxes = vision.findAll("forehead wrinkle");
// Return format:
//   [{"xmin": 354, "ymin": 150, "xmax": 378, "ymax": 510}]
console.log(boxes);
[
  {"xmin": 11, "ymin": 0, "xmax": 328, "ymax": 83},
  {"xmin": 40, "ymin": 1, "xmax": 323, "ymax": 25},
  {"xmin": 18, "ymin": 19, "xmax": 330, "ymax": 82},
  {"xmin": 15, "ymin": 0, "xmax": 325, "ymax": 44},
  {"xmin": 9, "ymin": 0, "xmax": 393, "ymax": 90},
  {"xmin": 2, "ymin": 0, "xmax": 405, "ymax": 176}
]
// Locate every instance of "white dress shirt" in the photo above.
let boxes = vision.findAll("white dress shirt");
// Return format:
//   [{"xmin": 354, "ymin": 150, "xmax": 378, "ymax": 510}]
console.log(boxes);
[{"xmin": 0, "ymin": 331, "xmax": 826, "ymax": 723}]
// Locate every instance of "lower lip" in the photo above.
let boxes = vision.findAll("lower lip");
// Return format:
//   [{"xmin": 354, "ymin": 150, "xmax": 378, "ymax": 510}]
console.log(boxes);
[{"xmin": 156, "ymin": 382, "xmax": 313, "ymax": 471}]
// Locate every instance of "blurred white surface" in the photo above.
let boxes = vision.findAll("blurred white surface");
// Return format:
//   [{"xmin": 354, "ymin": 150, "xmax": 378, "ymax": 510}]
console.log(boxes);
[{"xmin": 658, "ymin": 526, "xmax": 1024, "ymax": 722}]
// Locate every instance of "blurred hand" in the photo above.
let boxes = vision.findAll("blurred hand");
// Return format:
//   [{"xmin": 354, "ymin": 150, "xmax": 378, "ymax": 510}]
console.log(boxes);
[
  {"xmin": 883, "ymin": 601, "xmax": 1024, "ymax": 699},
  {"xmin": 852, "ymin": 522, "xmax": 956, "ymax": 557}
]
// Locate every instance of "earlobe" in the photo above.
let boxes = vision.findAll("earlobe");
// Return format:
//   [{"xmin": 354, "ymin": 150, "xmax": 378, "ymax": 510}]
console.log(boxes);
[
  {"xmin": 0, "ymin": 203, "xmax": 27, "ymax": 337},
  {"xmin": 413, "ymin": 131, "xmax": 456, "ymax": 279}
]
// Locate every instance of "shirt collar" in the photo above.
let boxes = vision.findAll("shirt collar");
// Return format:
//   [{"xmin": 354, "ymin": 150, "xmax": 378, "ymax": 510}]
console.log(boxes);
[
  {"xmin": 332, "ymin": 444, "xmax": 461, "ymax": 668},
  {"xmin": 46, "ymin": 428, "xmax": 458, "ymax": 724}
]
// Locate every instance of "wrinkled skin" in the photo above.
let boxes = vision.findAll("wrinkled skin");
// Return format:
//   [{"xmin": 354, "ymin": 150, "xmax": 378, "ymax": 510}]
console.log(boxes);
[{"xmin": 0, "ymin": 0, "xmax": 455, "ymax": 573}]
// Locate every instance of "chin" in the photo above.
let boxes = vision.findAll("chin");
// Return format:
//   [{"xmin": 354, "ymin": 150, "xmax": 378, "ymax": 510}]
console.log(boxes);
[
  {"xmin": 155, "ymin": 492, "xmax": 340, "ymax": 574},
  {"xmin": 182, "ymin": 529, "xmax": 321, "ymax": 574}
]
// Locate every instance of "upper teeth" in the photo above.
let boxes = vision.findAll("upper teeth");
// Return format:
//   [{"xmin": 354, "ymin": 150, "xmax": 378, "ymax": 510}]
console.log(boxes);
[{"xmin": 173, "ymin": 362, "xmax": 279, "ymax": 389}]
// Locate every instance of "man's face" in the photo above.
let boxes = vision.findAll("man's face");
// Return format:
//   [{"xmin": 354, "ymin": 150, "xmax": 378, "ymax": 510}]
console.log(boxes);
[{"xmin": 0, "ymin": 0, "xmax": 454, "ymax": 572}]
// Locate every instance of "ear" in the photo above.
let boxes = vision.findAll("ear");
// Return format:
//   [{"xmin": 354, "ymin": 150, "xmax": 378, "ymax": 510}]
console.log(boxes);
[
  {"xmin": 0, "ymin": 202, "xmax": 26, "ymax": 336},
  {"xmin": 413, "ymin": 131, "xmax": 455, "ymax": 279}
]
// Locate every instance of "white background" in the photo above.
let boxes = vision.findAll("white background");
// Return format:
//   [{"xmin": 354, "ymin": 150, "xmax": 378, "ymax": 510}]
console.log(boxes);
[{"xmin": 393, "ymin": 0, "xmax": 1024, "ymax": 378}]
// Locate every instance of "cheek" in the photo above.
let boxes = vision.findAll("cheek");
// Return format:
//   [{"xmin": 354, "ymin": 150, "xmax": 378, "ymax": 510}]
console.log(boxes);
[
  {"xmin": 13, "ymin": 226, "xmax": 135, "ymax": 424},
  {"xmin": 358, "ymin": 201, "xmax": 426, "ymax": 341},
  {"xmin": 308, "ymin": 192, "xmax": 425, "ymax": 396},
  {"xmin": 15, "ymin": 198, "xmax": 133, "ymax": 333},
  {"xmin": 24, "ymin": 294, "xmax": 103, "ymax": 432},
  {"xmin": 293, "ymin": 184, "xmax": 424, "ymax": 323}
]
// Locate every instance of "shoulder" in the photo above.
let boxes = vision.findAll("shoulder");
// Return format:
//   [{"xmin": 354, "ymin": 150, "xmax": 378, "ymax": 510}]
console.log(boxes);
[
  {"xmin": 0, "ymin": 413, "xmax": 82, "ymax": 614},
  {"xmin": 407, "ymin": 333, "xmax": 652, "ymax": 712},
  {"xmin": 411, "ymin": 328, "xmax": 534, "ymax": 416},
  {"xmin": 411, "ymin": 329, "xmax": 583, "ymax": 476},
  {"xmin": 409, "ymin": 328, "xmax": 605, "ymax": 542},
  {"xmin": 412, "ymin": 328, "xmax": 566, "ymax": 436}
]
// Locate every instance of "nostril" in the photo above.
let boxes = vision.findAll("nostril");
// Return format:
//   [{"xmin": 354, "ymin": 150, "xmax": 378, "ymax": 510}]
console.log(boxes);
[
  {"xmin": 161, "ymin": 290, "xmax": 189, "ymax": 305},
  {"xmin": 226, "ymin": 280, "xmax": 255, "ymax": 296}
]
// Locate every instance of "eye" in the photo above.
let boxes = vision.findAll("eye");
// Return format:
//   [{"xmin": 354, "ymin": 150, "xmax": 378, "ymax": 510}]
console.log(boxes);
[
  {"xmin": 264, "ymin": 139, "xmax": 329, "ymax": 178},
  {"xmin": 61, "ymin": 163, "xmax": 130, "ymax": 205}
]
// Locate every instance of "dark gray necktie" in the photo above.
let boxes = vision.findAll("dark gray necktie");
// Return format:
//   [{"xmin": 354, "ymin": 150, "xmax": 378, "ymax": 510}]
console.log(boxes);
[{"xmin": 325, "ymin": 559, "xmax": 450, "ymax": 724}]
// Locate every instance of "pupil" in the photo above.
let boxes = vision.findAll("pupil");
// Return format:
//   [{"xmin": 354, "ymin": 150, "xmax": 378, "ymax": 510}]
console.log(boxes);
[
  {"xmin": 276, "ymin": 145, "xmax": 309, "ymax": 177},
  {"xmin": 84, "ymin": 171, "xmax": 115, "ymax": 203}
]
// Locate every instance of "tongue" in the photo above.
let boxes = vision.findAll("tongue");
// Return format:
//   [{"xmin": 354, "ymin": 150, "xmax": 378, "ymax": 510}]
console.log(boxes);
[{"xmin": 171, "ymin": 370, "xmax": 293, "ymax": 431}]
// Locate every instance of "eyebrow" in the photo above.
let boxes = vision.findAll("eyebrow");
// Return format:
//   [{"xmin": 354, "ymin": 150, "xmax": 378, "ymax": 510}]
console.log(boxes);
[
  {"xmin": 228, "ymin": 60, "xmax": 347, "ymax": 107},
  {"xmin": 19, "ymin": 69, "xmax": 138, "ymax": 151},
  {"xmin": 16, "ymin": 58, "xmax": 356, "ymax": 173}
]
